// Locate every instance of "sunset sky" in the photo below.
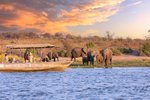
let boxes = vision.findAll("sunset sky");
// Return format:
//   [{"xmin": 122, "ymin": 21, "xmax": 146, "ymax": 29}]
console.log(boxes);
[{"xmin": 0, "ymin": 0, "xmax": 150, "ymax": 39}]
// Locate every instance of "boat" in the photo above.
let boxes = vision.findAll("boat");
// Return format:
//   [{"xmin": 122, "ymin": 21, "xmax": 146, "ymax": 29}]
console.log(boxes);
[
  {"xmin": 0, "ymin": 44, "xmax": 73, "ymax": 72},
  {"xmin": 0, "ymin": 61, "xmax": 72, "ymax": 72}
]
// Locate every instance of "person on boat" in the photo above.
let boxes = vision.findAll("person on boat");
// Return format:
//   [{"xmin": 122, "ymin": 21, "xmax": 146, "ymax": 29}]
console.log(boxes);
[
  {"xmin": 4, "ymin": 53, "xmax": 8, "ymax": 63},
  {"xmin": 29, "ymin": 52, "xmax": 33, "ymax": 63}
]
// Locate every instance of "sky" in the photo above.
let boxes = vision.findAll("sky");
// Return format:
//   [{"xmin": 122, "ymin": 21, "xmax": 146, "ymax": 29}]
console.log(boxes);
[{"xmin": 0, "ymin": 0, "xmax": 150, "ymax": 39}]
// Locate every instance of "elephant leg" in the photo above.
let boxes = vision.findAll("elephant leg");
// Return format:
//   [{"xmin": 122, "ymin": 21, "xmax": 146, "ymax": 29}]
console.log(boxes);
[
  {"xmin": 71, "ymin": 57, "xmax": 73, "ymax": 61},
  {"xmin": 91, "ymin": 62, "xmax": 93, "ymax": 65},
  {"xmin": 82, "ymin": 59, "xmax": 84, "ymax": 64},
  {"xmin": 96, "ymin": 59, "xmax": 99, "ymax": 64},
  {"xmin": 90, "ymin": 61, "xmax": 92, "ymax": 65},
  {"xmin": 110, "ymin": 58, "xmax": 112, "ymax": 65},
  {"xmin": 87, "ymin": 61, "xmax": 89, "ymax": 65},
  {"xmin": 105, "ymin": 59, "xmax": 108, "ymax": 68},
  {"xmin": 92, "ymin": 58, "xmax": 94, "ymax": 65},
  {"xmin": 57, "ymin": 57, "xmax": 59, "ymax": 61},
  {"xmin": 86, "ymin": 61, "xmax": 88, "ymax": 65},
  {"xmin": 92, "ymin": 60, "xmax": 94, "ymax": 65},
  {"xmin": 53, "ymin": 58, "xmax": 56, "ymax": 62}
]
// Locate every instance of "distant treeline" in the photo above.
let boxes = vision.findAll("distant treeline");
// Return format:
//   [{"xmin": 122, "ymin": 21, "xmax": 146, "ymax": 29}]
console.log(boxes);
[{"xmin": 0, "ymin": 32, "xmax": 150, "ymax": 56}]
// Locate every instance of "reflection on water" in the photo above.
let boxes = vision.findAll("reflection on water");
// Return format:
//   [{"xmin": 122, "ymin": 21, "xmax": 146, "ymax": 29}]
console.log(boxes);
[{"xmin": 0, "ymin": 67, "xmax": 150, "ymax": 100}]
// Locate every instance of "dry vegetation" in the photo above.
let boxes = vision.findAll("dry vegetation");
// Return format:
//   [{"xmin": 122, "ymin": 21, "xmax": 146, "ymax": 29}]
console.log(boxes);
[{"xmin": 0, "ymin": 32, "xmax": 149, "ymax": 57}]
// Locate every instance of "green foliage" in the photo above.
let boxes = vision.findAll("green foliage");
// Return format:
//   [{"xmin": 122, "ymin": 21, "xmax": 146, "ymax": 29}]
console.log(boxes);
[
  {"xmin": 70, "ymin": 60, "xmax": 150, "ymax": 68},
  {"xmin": 0, "ymin": 53, "xmax": 4, "ymax": 62},
  {"xmin": 86, "ymin": 42, "xmax": 95, "ymax": 48},
  {"xmin": 26, "ymin": 49, "xmax": 35, "ymax": 55},
  {"xmin": 119, "ymin": 48, "xmax": 133, "ymax": 54},
  {"xmin": 58, "ymin": 50, "xmax": 66, "ymax": 57},
  {"xmin": 111, "ymin": 48, "xmax": 121, "ymax": 56},
  {"xmin": 139, "ymin": 42, "xmax": 150, "ymax": 56},
  {"xmin": 65, "ymin": 50, "xmax": 71, "ymax": 57},
  {"xmin": 0, "ymin": 53, "xmax": 23, "ymax": 63}
]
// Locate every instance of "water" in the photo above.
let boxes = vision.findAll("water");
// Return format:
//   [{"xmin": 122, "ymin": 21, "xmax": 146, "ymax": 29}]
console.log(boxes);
[{"xmin": 0, "ymin": 67, "xmax": 150, "ymax": 100}]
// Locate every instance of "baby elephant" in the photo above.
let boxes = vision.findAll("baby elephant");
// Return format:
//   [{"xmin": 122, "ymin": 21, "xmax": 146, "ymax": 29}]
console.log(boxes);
[
  {"xmin": 82, "ymin": 56, "xmax": 88, "ymax": 65},
  {"xmin": 87, "ymin": 51, "xmax": 95, "ymax": 65},
  {"xmin": 96, "ymin": 54, "xmax": 103, "ymax": 64}
]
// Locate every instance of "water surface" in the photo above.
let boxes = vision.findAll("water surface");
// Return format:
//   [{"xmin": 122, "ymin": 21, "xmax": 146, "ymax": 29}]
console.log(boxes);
[{"xmin": 0, "ymin": 67, "xmax": 150, "ymax": 100}]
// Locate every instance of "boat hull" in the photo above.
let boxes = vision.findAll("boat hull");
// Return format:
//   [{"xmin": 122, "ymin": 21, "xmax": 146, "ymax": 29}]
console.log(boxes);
[{"xmin": 0, "ymin": 61, "xmax": 72, "ymax": 72}]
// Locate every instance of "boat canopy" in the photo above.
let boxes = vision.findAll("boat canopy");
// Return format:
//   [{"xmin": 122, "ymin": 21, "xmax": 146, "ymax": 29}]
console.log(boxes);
[{"xmin": 6, "ymin": 44, "xmax": 55, "ymax": 49}]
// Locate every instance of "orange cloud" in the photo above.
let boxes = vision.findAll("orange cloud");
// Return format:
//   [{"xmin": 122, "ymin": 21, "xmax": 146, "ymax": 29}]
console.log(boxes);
[
  {"xmin": 0, "ymin": 4, "xmax": 66, "ymax": 33},
  {"xmin": 0, "ymin": 4, "xmax": 14, "ymax": 11},
  {"xmin": 0, "ymin": 0, "xmax": 124, "ymax": 33}
]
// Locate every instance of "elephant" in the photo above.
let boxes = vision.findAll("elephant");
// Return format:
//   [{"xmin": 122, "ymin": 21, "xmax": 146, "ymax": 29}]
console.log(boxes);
[
  {"xmin": 100, "ymin": 48, "xmax": 112, "ymax": 67},
  {"xmin": 47, "ymin": 52, "xmax": 59, "ymax": 62},
  {"xmin": 71, "ymin": 48, "xmax": 86, "ymax": 61},
  {"xmin": 96, "ymin": 54, "xmax": 103, "ymax": 64},
  {"xmin": 82, "ymin": 56, "xmax": 88, "ymax": 65},
  {"xmin": 87, "ymin": 50, "xmax": 95, "ymax": 65}
]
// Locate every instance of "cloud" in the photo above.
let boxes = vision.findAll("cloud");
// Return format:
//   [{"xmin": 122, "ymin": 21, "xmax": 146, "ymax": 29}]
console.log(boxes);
[
  {"xmin": 127, "ymin": 0, "xmax": 143, "ymax": 7},
  {"xmin": 0, "ymin": 0, "xmax": 124, "ymax": 33}
]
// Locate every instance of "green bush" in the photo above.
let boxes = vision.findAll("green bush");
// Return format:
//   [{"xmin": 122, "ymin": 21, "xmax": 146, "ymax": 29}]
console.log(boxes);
[
  {"xmin": 25, "ymin": 49, "xmax": 35, "ymax": 55},
  {"xmin": 111, "ymin": 48, "xmax": 121, "ymax": 56},
  {"xmin": 119, "ymin": 48, "xmax": 133, "ymax": 54},
  {"xmin": 139, "ymin": 42, "xmax": 150, "ymax": 56},
  {"xmin": 65, "ymin": 50, "xmax": 71, "ymax": 57},
  {"xmin": 58, "ymin": 50, "xmax": 66, "ymax": 57},
  {"xmin": 86, "ymin": 42, "xmax": 95, "ymax": 48}
]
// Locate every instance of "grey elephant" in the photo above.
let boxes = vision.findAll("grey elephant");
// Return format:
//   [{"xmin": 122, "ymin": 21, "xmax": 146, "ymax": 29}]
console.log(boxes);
[
  {"xmin": 82, "ymin": 56, "xmax": 88, "ymax": 65},
  {"xmin": 71, "ymin": 48, "xmax": 86, "ymax": 61},
  {"xmin": 87, "ymin": 50, "xmax": 94, "ymax": 65},
  {"xmin": 100, "ymin": 48, "xmax": 112, "ymax": 67},
  {"xmin": 82, "ymin": 50, "xmax": 95, "ymax": 65}
]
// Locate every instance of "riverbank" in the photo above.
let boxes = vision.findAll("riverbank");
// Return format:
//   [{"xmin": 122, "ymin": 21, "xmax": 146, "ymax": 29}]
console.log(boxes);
[{"xmin": 69, "ymin": 55, "xmax": 150, "ymax": 68}]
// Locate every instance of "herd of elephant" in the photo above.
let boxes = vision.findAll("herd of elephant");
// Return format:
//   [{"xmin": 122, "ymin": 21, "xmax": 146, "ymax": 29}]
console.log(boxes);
[
  {"xmin": 71, "ymin": 48, "xmax": 112, "ymax": 67},
  {"xmin": 24, "ymin": 47, "xmax": 112, "ymax": 67}
]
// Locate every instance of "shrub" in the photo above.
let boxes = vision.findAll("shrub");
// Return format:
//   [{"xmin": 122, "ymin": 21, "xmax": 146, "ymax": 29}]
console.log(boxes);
[
  {"xmin": 111, "ymin": 48, "xmax": 121, "ymax": 56},
  {"xmin": 65, "ymin": 50, "xmax": 71, "ymax": 57},
  {"xmin": 86, "ymin": 42, "xmax": 95, "ymax": 49},
  {"xmin": 139, "ymin": 42, "xmax": 150, "ymax": 56},
  {"xmin": 25, "ymin": 49, "xmax": 36, "ymax": 55},
  {"xmin": 58, "ymin": 50, "xmax": 66, "ymax": 57},
  {"xmin": 119, "ymin": 48, "xmax": 133, "ymax": 54}
]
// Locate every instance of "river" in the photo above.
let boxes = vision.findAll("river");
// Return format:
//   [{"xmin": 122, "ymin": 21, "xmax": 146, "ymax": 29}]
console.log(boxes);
[{"xmin": 0, "ymin": 67, "xmax": 150, "ymax": 100}]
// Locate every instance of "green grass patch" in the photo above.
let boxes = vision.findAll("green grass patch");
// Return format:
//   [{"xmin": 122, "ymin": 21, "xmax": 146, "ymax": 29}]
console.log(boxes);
[{"xmin": 69, "ymin": 60, "xmax": 150, "ymax": 68}]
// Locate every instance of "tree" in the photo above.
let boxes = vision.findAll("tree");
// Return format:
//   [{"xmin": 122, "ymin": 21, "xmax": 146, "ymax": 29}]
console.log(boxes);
[
  {"xmin": 105, "ymin": 31, "xmax": 114, "ymax": 40},
  {"xmin": 145, "ymin": 29, "xmax": 150, "ymax": 40}
]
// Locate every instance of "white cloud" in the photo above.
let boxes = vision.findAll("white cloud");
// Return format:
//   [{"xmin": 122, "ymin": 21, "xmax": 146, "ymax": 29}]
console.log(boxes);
[{"xmin": 127, "ymin": 0, "xmax": 143, "ymax": 7}]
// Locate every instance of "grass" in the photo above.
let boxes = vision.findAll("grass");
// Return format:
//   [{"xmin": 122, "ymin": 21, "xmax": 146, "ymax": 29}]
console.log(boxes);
[{"xmin": 69, "ymin": 60, "xmax": 150, "ymax": 68}]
